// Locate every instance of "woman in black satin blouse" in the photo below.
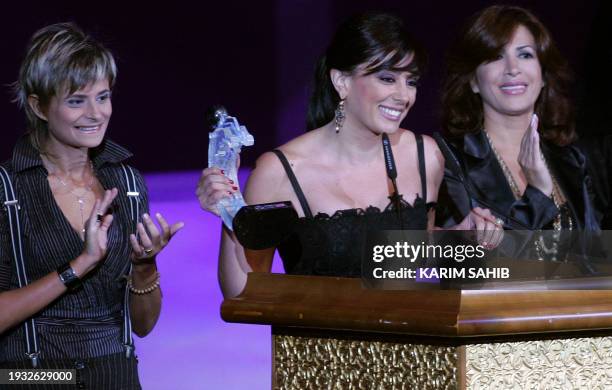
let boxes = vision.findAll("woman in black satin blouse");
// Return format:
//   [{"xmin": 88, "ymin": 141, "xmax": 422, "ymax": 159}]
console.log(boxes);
[{"xmin": 436, "ymin": 5, "xmax": 598, "ymax": 236}]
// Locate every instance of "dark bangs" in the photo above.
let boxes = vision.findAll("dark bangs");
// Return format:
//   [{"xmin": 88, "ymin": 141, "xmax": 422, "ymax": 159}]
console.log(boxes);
[
  {"xmin": 359, "ymin": 18, "xmax": 426, "ymax": 77},
  {"xmin": 467, "ymin": 7, "xmax": 549, "ymax": 65},
  {"xmin": 442, "ymin": 5, "xmax": 575, "ymax": 145},
  {"xmin": 363, "ymin": 48, "xmax": 423, "ymax": 77},
  {"xmin": 307, "ymin": 12, "xmax": 426, "ymax": 130}
]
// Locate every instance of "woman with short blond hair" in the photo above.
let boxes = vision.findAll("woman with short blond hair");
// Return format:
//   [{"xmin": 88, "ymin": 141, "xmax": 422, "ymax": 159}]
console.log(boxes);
[{"xmin": 0, "ymin": 23, "xmax": 182, "ymax": 389}]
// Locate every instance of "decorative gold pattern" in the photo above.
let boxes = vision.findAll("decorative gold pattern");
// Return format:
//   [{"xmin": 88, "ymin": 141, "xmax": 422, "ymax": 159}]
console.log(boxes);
[
  {"xmin": 273, "ymin": 335, "xmax": 458, "ymax": 389},
  {"xmin": 466, "ymin": 336, "xmax": 612, "ymax": 389}
]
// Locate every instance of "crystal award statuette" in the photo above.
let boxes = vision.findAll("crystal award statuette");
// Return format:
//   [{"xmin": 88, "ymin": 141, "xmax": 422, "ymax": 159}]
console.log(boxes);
[{"xmin": 208, "ymin": 106, "xmax": 254, "ymax": 230}]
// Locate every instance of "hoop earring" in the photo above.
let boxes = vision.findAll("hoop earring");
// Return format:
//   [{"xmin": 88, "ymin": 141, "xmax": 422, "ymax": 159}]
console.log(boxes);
[{"xmin": 334, "ymin": 99, "xmax": 345, "ymax": 134}]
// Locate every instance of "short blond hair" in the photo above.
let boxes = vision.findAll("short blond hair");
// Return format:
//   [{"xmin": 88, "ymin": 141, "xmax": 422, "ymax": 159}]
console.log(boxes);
[{"xmin": 13, "ymin": 22, "xmax": 117, "ymax": 150}]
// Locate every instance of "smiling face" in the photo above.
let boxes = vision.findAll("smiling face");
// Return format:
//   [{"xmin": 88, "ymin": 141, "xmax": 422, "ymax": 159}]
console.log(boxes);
[
  {"xmin": 471, "ymin": 25, "xmax": 543, "ymax": 120},
  {"xmin": 333, "ymin": 56, "xmax": 418, "ymax": 135},
  {"xmin": 39, "ymin": 79, "xmax": 112, "ymax": 149}
]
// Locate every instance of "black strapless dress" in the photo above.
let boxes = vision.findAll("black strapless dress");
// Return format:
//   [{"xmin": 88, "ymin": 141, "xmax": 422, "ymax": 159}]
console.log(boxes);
[{"xmin": 274, "ymin": 134, "xmax": 434, "ymax": 277}]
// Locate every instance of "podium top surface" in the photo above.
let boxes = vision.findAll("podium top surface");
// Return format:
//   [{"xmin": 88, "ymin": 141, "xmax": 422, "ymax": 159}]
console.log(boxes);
[{"xmin": 221, "ymin": 273, "xmax": 612, "ymax": 338}]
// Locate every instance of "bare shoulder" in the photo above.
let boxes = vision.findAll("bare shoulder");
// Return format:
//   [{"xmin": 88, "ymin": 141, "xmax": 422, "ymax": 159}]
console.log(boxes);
[
  {"xmin": 244, "ymin": 130, "xmax": 324, "ymax": 204},
  {"xmin": 398, "ymin": 130, "xmax": 439, "ymax": 156},
  {"xmin": 395, "ymin": 128, "xmax": 416, "ymax": 146},
  {"xmin": 399, "ymin": 130, "xmax": 445, "ymax": 201},
  {"xmin": 419, "ymin": 133, "xmax": 445, "ymax": 192},
  {"xmin": 244, "ymin": 151, "xmax": 288, "ymax": 205},
  {"xmin": 420, "ymin": 134, "xmax": 443, "ymax": 167},
  {"xmin": 273, "ymin": 129, "xmax": 326, "ymax": 173},
  {"xmin": 277, "ymin": 129, "xmax": 323, "ymax": 159},
  {"xmin": 395, "ymin": 130, "xmax": 442, "ymax": 170}
]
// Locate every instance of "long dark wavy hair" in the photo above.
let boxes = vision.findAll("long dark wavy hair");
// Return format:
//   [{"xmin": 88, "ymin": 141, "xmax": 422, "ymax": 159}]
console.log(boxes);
[
  {"xmin": 306, "ymin": 12, "xmax": 426, "ymax": 131},
  {"xmin": 442, "ymin": 5, "xmax": 575, "ymax": 146}
]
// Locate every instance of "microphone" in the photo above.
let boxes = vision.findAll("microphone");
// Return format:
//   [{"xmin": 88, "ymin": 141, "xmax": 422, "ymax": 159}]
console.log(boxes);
[
  {"xmin": 382, "ymin": 133, "xmax": 397, "ymax": 181},
  {"xmin": 433, "ymin": 132, "xmax": 530, "ymax": 229},
  {"xmin": 433, "ymin": 132, "xmax": 474, "ymax": 209},
  {"xmin": 381, "ymin": 133, "xmax": 403, "ymax": 227}
]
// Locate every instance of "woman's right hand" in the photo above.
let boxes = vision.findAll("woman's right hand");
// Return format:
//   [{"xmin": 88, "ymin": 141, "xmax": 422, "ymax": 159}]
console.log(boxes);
[
  {"xmin": 80, "ymin": 188, "xmax": 118, "ymax": 271},
  {"xmin": 196, "ymin": 168, "xmax": 238, "ymax": 216},
  {"xmin": 518, "ymin": 114, "xmax": 554, "ymax": 197}
]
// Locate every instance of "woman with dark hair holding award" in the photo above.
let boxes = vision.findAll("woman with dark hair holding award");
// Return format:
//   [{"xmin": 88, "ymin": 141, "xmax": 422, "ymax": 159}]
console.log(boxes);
[
  {"xmin": 0, "ymin": 23, "xmax": 182, "ymax": 388},
  {"xmin": 436, "ymin": 6, "xmax": 599, "ymax": 259},
  {"xmin": 198, "ymin": 12, "xmax": 503, "ymax": 298}
]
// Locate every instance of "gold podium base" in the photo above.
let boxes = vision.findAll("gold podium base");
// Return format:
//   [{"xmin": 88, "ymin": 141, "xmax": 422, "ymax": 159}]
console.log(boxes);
[
  {"xmin": 466, "ymin": 336, "xmax": 612, "ymax": 389},
  {"xmin": 273, "ymin": 333, "xmax": 612, "ymax": 389},
  {"xmin": 221, "ymin": 275, "xmax": 612, "ymax": 389}
]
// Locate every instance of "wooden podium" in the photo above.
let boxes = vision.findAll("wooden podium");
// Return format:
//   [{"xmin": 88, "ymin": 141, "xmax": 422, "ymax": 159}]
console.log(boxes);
[{"xmin": 221, "ymin": 273, "xmax": 612, "ymax": 389}]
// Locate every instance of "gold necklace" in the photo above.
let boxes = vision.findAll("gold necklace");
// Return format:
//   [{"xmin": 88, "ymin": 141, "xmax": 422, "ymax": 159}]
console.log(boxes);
[
  {"xmin": 483, "ymin": 130, "xmax": 522, "ymax": 199},
  {"xmin": 483, "ymin": 130, "xmax": 573, "ymax": 261},
  {"xmin": 49, "ymin": 162, "xmax": 96, "ymax": 234}
]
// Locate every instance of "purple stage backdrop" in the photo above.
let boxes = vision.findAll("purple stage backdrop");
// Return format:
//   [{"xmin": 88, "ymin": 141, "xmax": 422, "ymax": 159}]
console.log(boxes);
[{"xmin": 135, "ymin": 169, "xmax": 283, "ymax": 389}]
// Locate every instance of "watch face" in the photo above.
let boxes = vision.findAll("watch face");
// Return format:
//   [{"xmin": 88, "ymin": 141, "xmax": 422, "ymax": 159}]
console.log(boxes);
[
  {"xmin": 57, "ymin": 265, "xmax": 81, "ymax": 291},
  {"xmin": 59, "ymin": 269, "xmax": 74, "ymax": 282}
]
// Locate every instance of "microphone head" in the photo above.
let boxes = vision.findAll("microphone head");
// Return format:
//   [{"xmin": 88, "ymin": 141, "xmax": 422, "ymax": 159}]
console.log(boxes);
[
  {"xmin": 206, "ymin": 105, "xmax": 227, "ymax": 131},
  {"xmin": 381, "ymin": 133, "xmax": 397, "ymax": 180},
  {"xmin": 233, "ymin": 201, "xmax": 298, "ymax": 249}
]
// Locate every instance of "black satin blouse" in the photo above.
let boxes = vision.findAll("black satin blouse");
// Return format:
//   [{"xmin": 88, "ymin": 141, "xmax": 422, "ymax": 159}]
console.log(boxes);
[
  {"xmin": 578, "ymin": 134, "xmax": 612, "ymax": 229},
  {"xmin": 436, "ymin": 131, "xmax": 599, "ymax": 231}
]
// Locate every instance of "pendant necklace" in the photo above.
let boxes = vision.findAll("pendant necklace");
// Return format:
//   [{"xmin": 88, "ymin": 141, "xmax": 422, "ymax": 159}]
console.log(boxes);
[{"xmin": 52, "ymin": 162, "xmax": 95, "ymax": 234}]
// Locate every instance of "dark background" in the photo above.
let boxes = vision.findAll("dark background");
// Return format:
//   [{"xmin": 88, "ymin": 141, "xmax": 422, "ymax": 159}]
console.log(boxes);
[{"xmin": 0, "ymin": 0, "xmax": 608, "ymax": 172}]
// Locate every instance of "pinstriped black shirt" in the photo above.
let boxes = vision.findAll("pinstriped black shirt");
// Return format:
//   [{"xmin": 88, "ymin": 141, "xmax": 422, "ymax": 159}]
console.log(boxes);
[{"xmin": 0, "ymin": 136, "xmax": 149, "ymax": 362}]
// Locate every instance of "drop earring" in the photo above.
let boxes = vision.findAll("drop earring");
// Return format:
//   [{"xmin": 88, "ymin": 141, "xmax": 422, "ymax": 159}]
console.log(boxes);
[{"xmin": 334, "ymin": 99, "xmax": 345, "ymax": 134}]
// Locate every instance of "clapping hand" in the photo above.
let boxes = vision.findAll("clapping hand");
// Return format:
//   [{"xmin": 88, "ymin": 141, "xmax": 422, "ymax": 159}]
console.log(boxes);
[
  {"xmin": 129, "ymin": 212, "xmax": 184, "ymax": 263},
  {"xmin": 81, "ymin": 188, "xmax": 118, "ymax": 270},
  {"xmin": 518, "ymin": 114, "xmax": 554, "ymax": 197}
]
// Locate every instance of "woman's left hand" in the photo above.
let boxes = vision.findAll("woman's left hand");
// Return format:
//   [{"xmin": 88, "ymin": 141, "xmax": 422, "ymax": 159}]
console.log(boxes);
[
  {"xmin": 470, "ymin": 207, "xmax": 505, "ymax": 250},
  {"xmin": 518, "ymin": 114, "xmax": 554, "ymax": 197},
  {"xmin": 130, "ymin": 212, "xmax": 184, "ymax": 263},
  {"xmin": 453, "ymin": 207, "xmax": 505, "ymax": 250}
]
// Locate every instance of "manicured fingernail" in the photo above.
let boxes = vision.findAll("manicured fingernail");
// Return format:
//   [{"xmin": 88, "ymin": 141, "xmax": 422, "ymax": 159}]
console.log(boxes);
[
  {"xmin": 221, "ymin": 169, "xmax": 225, "ymax": 174},
  {"xmin": 156, "ymin": 213, "xmax": 161, "ymax": 218},
  {"xmin": 143, "ymin": 213, "xmax": 149, "ymax": 219},
  {"xmin": 229, "ymin": 179, "xmax": 234, "ymax": 184},
  {"xmin": 232, "ymin": 186, "xmax": 238, "ymax": 191},
  {"xmin": 227, "ymin": 191, "xmax": 232, "ymax": 195}
]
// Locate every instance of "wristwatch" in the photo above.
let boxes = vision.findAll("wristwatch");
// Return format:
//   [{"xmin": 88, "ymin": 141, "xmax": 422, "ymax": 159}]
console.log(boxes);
[{"xmin": 57, "ymin": 263, "xmax": 82, "ymax": 291}]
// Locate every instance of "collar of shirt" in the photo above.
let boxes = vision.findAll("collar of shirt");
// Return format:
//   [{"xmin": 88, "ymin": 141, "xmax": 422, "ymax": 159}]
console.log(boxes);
[{"xmin": 11, "ymin": 135, "xmax": 133, "ymax": 173}]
